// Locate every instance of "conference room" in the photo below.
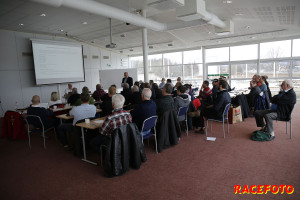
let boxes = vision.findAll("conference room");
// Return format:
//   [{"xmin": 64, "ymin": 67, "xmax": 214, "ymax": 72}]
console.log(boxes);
[{"xmin": 0, "ymin": 0, "xmax": 299, "ymax": 199}]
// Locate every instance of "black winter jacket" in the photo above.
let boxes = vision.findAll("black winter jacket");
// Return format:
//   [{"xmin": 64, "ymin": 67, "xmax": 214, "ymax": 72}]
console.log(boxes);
[
  {"xmin": 271, "ymin": 88, "xmax": 296, "ymax": 121},
  {"xmin": 104, "ymin": 123, "xmax": 147, "ymax": 177}
]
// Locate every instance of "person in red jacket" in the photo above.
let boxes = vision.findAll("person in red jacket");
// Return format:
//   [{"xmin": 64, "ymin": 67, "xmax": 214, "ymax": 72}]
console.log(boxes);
[{"xmin": 199, "ymin": 80, "xmax": 212, "ymax": 101}]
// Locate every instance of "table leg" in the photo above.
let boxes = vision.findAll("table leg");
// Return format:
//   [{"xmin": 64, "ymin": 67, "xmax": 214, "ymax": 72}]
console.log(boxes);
[{"xmin": 80, "ymin": 127, "xmax": 97, "ymax": 165}]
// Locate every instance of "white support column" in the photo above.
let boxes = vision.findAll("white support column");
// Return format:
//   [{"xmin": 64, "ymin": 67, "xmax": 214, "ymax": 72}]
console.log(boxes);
[{"xmin": 142, "ymin": 10, "xmax": 149, "ymax": 82}]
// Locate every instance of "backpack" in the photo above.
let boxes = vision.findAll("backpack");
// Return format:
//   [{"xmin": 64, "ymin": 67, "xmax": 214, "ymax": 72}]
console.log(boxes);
[{"xmin": 251, "ymin": 130, "xmax": 271, "ymax": 141}]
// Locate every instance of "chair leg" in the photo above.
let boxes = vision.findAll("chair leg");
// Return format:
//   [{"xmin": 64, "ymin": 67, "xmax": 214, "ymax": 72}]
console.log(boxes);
[
  {"xmin": 42, "ymin": 131, "xmax": 46, "ymax": 149},
  {"xmin": 205, "ymin": 120, "xmax": 208, "ymax": 137},
  {"xmin": 286, "ymin": 122, "xmax": 288, "ymax": 134},
  {"xmin": 28, "ymin": 132, "xmax": 31, "ymax": 149},
  {"xmin": 185, "ymin": 119, "xmax": 188, "ymax": 136},
  {"xmin": 227, "ymin": 118, "xmax": 229, "ymax": 135},
  {"xmin": 154, "ymin": 134, "xmax": 158, "ymax": 154},
  {"xmin": 223, "ymin": 120, "xmax": 225, "ymax": 139},
  {"xmin": 290, "ymin": 120, "xmax": 292, "ymax": 139}
]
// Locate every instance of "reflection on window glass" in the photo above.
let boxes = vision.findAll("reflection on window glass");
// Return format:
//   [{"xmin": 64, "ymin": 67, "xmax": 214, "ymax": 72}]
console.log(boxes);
[
  {"xmin": 207, "ymin": 65, "xmax": 229, "ymax": 79},
  {"xmin": 231, "ymin": 63, "xmax": 257, "ymax": 78},
  {"xmin": 183, "ymin": 64, "xmax": 192, "ymax": 79},
  {"xmin": 148, "ymin": 54, "xmax": 162, "ymax": 67},
  {"xmin": 231, "ymin": 79, "xmax": 251, "ymax": 90},
  {"xmin": 130, "ymin": 56, "xmax": 143, "ymax": 68},
  {"xmin": 163, "ymin": 52, "xmax": 182, "ymax": 65},
  {"xmin": 260, "ymin": 40, "xmax": 291, "ymax": 59},
  {"xmin": 292, "ymin": 39, "xmax": 300, "ymax": 57},
  {"xmin": 193, "ymin": 64, "xmax": 203, "ymax": 79},
  {"xmin": 149, "ymin": 66, "xmax": 163, "ymax": 82},
  {"xmin": 183, "ymin": 50, "xmax": 202, "ymax": 64},
  {"xmin": 260, "ymin": 61, "xmax": 290, "ymax": 78},
  {"xmin": 292, "ymin": 60, "xmax": 300, "ymax": 77},
  {"xmin": 206, "ymin": 47, "xmax": 229, "ymax": 63},
  {"xmin": 230, "ymin": 44, "xmax": 258, "ymax": 61},
  {"xmin": 168, "ymin": 65, "xmax": 182, "ymax": 78}
]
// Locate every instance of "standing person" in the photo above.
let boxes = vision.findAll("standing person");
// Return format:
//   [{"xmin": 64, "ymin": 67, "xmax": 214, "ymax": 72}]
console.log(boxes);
[
  {"xmin": 121, "ymin": 72, "xmax": 133, "ymax": 89},
  {"xmin": 64, "ymin": 83, "xmax": 73, "ymax": 98},
  {"xmin": 254, "ymin": 80, "xmax": 296, "ymax": 140},
  {"xmin": 159, "ymin": 78, "xmax": 166, "ymax": 89}
]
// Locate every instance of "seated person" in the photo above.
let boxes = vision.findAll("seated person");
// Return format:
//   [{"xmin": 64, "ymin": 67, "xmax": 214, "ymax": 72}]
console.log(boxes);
[
  {"xmin": 74, "ymin": 87, "xmax": 95, "ymax": 106},
  {"xmin": 27, "ymin": 95, "xmax": 54, "ymax": 130},
  {"xmin": 172, "ymin": 82, "xmax": 182, "ymax": 97},
  {"xmin": 158, "ymin": 78, "xmax": 166, "ymax": 89},
  {"xmin": 130, "ymin": 88, "xmax": 156, "ymax": 134},
  {"xmin": 211, "ymin": 79, "xmax": 219, "ymax": 102},
  {"xmin": 246, "ymin": 81, "xmax": 261, "ymax": 110},
  {"xmin": 199, "ymin": 80, "xmax": 212, "ymax": 105},
  {"xmin": 156, "ymin": 84, "xmax": 175, "ymax": 116},
  {"xmin": 197, "ymin": 79, "xmax": 231, "ymax": 133},
  {"xmin": 254, "ymin": 80, "xmax": 296, "ymax": 140},
  {"xmin": 92, "ymin": 84, "xmax": 106, "ymax": 102},
  {"xmin": 57, "ymin": 93, "xmax": 96, "ymax": 150},
  {"xmin": 174, "ymin": 85, "xmax": 190, "ymax": 121},
  {"xmin": 67, "ymin": 88, "xmax": 80, "ymax": 106},
  {"xmin": 121, "ymin": 83, "xmax": 132, "ymax": 106},
  {"xmin": 258, "ymin": 76, "xmax": 268, "ymax": 92},
  {"xmin": 130, "ymin": 85, "xmax": 142, "ymax": 106},
  {"xmin": 101, "ymin": 86, "xmax": 116, "ymax": 117},
  {"xmin": 48, "ymin": 92, "xmax": 62, "ymax": 106},
  {"xmin": 152, "ymin": 83, "xmax": 162, "ymax": 100},
  {"xmin": 90, "ymin": 94, "xmax": 132, "ymax": 153}
]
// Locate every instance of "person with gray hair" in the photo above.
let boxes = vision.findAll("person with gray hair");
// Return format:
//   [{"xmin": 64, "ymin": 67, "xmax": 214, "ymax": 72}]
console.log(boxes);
[
  {"xmin": 156, "ymin": 83, "xmax": 175, "ymax": 116},
  {"xmin": 130, "ymin": 88, "xmax": 157, "ymax": 132},
  {"xmin": 90, "ymin": 94, "xmax": 132, "ymax": 153},
  {"xmin": 254, "ymin": 80, "xmax": 296, "ymax": 140},
  {"xmin": 130, "ymin": 85, "xmax": 142, "ymax": 106}
]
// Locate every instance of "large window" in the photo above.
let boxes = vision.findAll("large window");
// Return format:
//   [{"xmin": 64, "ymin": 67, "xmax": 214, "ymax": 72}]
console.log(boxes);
[
  {"xmin": 163, "ymin": 52, "xmax": 182, "ymax": 65},
  {"xmin": 183, "ymin": 49, "xmax": 202, "ymax": 64},
  {"xmin": 148, "ymin": 54, "xmax": 162, "ymax": 67},
  {"xmin": 260, "ymin": 40, "xmax": 291, "ymax": 59},
  {"xmin": 231, "ymin": 63, "xmax": 257, "ymax": 79},
  {"xmin": 292, "ymin": 39, "xmax": 300, "ymax": 57},
  {"xmin": 260, "ymin": 61, "xmax": 290, "ymax": 78},
  {"xmin": 206, "ymin": 47, "xmax": 229, "ymax": 63},
  {"xmin": 207, "ymin": 64, "xmax": 229, "ymax": 79},
  {"xmin": 230, "ymin": 44, "xmax": 258, "ymax": 61}
]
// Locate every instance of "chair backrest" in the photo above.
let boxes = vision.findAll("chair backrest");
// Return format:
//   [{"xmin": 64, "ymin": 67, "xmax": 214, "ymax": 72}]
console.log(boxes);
[
  {"xmin": 25, "ymin": 115, "xmax": 44, "ymax": 130},
  {"xmin": 223, "ymin": 103, "xmax": 231, "ymax": 119},
  {"xmin": 141, "ymin": 116, "xmax": 158, "ymax": 132},
  {"xmin": 178, "ymin": 106, "xmax": 188, "ymax": 117}
]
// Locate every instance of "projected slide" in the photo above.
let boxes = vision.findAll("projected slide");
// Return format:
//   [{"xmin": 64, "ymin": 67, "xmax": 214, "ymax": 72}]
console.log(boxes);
[{"xmin": 32, "ymin": 40, "xmax": 85, "ymax": 85}]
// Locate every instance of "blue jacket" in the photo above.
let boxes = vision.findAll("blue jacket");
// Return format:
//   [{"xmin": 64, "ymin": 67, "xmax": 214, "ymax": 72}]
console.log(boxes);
[
  {"xmin": 213, "ymin": 90, "xmax": 231, "ymax": 117},
  {"xmin": 130, "ymin": 100, "xmax": 157, "ymax": 131}
]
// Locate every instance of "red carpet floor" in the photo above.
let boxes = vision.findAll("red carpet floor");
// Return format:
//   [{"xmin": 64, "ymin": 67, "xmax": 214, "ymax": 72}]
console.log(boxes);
[{"xmin": 0, "ymin": 103, "xmax": 299, "ymax": 200}]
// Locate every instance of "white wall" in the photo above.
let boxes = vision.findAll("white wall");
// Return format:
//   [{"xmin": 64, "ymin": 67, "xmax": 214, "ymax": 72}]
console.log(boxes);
[{"xmin": 0, "ymin": 29, "xmax": 129, "ymax": 117}]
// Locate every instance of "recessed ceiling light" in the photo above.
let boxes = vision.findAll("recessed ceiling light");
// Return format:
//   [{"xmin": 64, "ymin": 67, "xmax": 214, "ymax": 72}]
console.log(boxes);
[
  {"xmin": 250, "ymin": 36, "xmax": 256, "ymax": 39},
  {"xmin": 58, "ymin": 29, "xmax": 64, "ymax": 32},
  {"xmin": 223, "ymin": 0, "xmax": 232, "ymax": 3},
  {"xmin": 245, "ymin": 26, "xmax": 250, "ymax": 29},
  {"xmin": 168, "ymin": 43, "xmax": 173, "ymax": 46},
  {"xmin": 90, "ymin": 40, "xmax": 94, "ymax": 43},
  {"xmin": 40, "ymin": 13, "xmax": 46, "ymax": 17},
  {"xmin": 149, "ymin": 45, "xmax": 154, "ymax": 49},
  {"xmin": 120, "ymin": 34, "xmax": 126, "ymax": 38},
  {"xmin": 129, "ymin": 49, "xmax": 133, "ymax": 51},
  {"xmin": 120, "ymin": 50, "xmax": 123, "ymax": 53},
  {"xmin": 18, "ymin": 23, "xmax": 24, "ymax": 26},
  {"xmin": 82, "ymin": 22, "xmax": 88, "ymax": 25}
]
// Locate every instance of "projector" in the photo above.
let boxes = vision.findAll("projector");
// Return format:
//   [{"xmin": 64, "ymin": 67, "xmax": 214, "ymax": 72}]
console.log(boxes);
[{"xmin": 106, "ymin": 43, "xmax": 117, "ymax": 48}]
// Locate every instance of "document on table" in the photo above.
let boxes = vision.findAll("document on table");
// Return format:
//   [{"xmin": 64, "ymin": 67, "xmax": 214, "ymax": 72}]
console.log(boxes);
[
  {"xmin": 206, "ymin": 137, "xmax": 216, "ymax": 141},
  {"xmin": 93, "ymin": 120, "xmax": 104, "ymax": 124}
]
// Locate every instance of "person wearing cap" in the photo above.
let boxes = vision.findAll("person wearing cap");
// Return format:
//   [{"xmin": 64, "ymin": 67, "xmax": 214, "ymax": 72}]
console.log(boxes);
[{"xmin": 211, "ymin": 79, "xmax": 219, "ymax": 102}]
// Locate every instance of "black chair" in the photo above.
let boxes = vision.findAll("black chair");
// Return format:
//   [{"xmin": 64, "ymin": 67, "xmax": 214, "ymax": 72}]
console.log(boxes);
[
  {"xmin": 205, "ymin": 103, "xmax": 231, "ymax": 138},
  {"xmin": 177, "ymin": 106, "xmax": 189, "ymax": 136},
  {"xmin": 24, "ymin": 115, "xmax": 56, "ymax": 149}
]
